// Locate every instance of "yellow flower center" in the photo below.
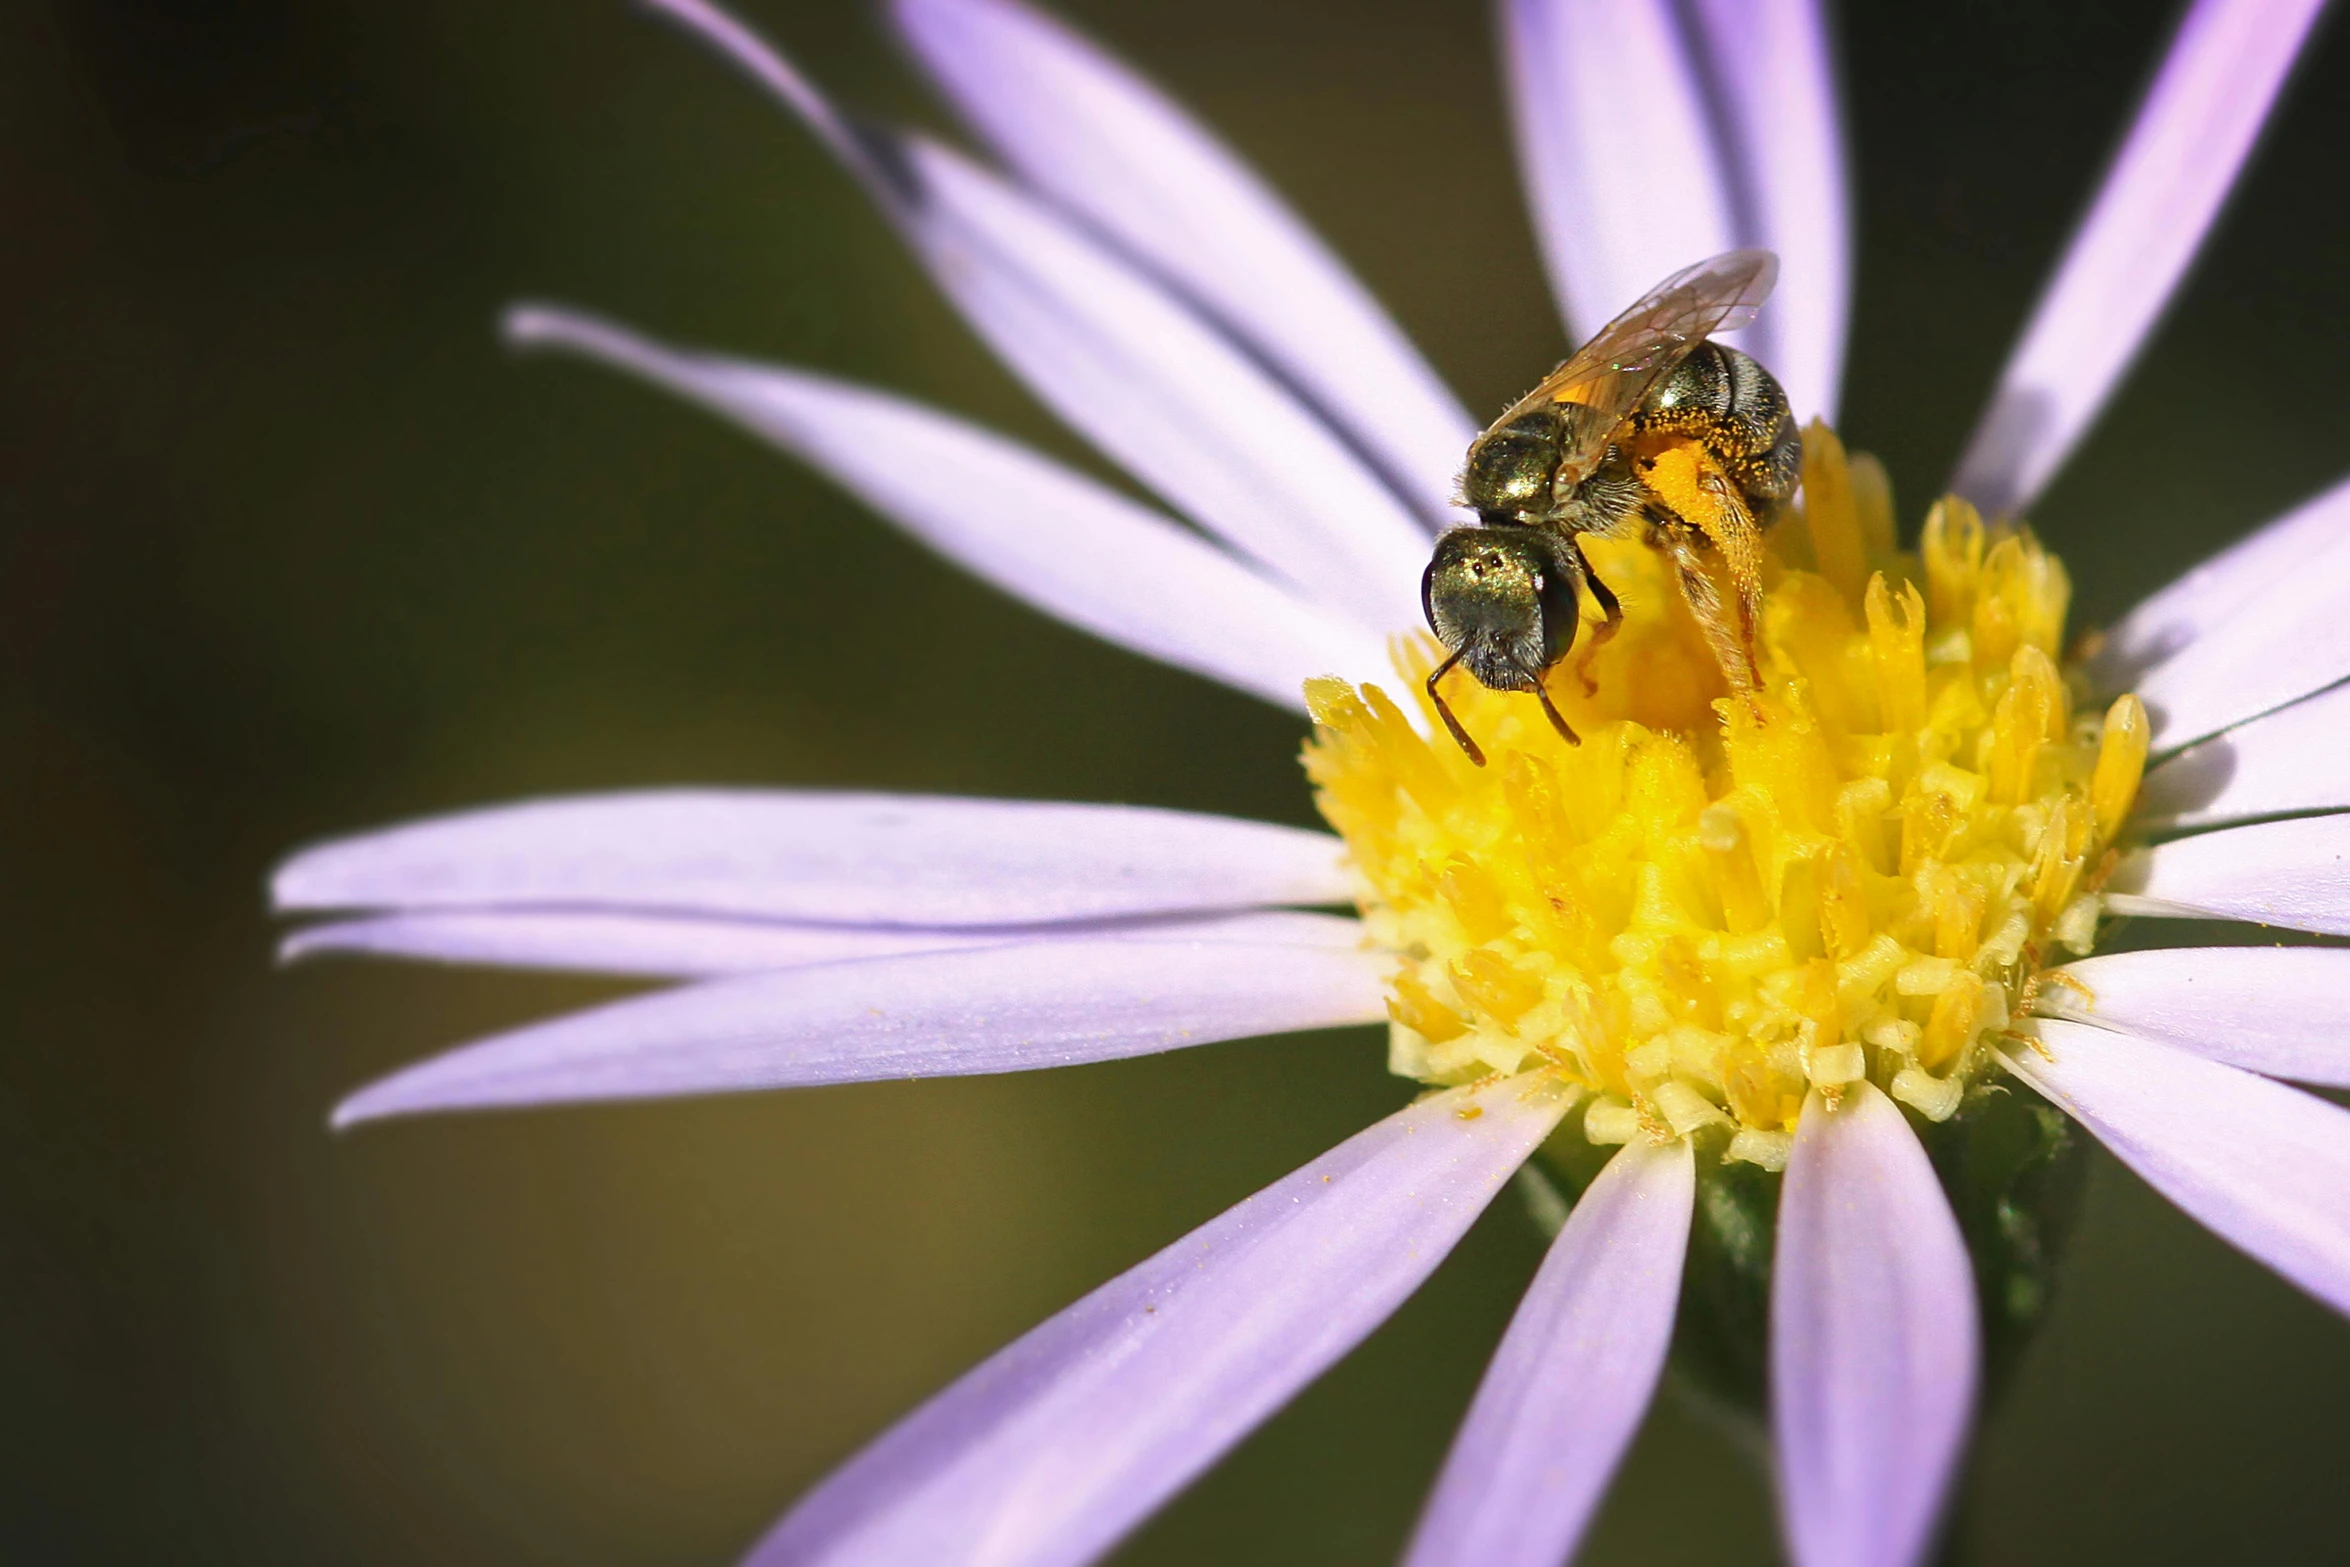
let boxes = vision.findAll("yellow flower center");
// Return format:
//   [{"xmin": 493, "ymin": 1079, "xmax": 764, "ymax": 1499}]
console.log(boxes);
[{"xmin": 1304, "ymin": 423, "xmax": 2149, "ymax": 1171}]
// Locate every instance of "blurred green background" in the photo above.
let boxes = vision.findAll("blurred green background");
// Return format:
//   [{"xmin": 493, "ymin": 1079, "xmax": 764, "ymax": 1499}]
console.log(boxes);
[{"xmin": 9, "ymin": 0, "xmax": 2350, "ymax": 1561}]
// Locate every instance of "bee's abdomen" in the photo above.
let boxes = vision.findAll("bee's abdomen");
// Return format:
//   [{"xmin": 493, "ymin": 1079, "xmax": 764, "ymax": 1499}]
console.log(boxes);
[{"xmin": 1634, "ymin": 342, "xmax": 1801, "ymax": 502}]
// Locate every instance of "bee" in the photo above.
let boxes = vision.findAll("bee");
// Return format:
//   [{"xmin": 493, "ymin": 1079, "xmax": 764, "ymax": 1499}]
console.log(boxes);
[{"xmin": 1423, "ymin": 249, "xmax": 1801, "ymax": 764}]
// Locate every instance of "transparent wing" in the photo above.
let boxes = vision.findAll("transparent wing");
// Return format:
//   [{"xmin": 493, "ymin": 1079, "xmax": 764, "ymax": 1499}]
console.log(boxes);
[{"xmin": 1484, "ymin": 249, "xmax": 1779, "ymax": 466}]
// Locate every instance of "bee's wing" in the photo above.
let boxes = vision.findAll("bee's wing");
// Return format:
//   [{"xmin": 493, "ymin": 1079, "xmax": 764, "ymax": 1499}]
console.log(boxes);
[{"xmin": 1485, "ymin": 249, "xmax": 1780, "ymax": 460}]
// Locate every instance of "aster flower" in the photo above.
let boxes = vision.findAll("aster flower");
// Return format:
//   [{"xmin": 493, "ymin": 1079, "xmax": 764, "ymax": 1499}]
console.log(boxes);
[{"xmin": 273, "ymin": 0, "xmax": 2350, "ymax": 1563}]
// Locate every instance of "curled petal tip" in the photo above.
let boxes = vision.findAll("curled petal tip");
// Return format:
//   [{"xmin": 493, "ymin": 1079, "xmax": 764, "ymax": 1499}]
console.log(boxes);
[
  {"xmin": 501, "ymin": 303, "xmax": 562, "ymax": 349},
  {"xmin": 500, "ymin": 302, "xmax": 636, "ymax": 361},
  {"xmin": 328, "ymin": 1094, "xmax": 381, "ymax": 1134}
]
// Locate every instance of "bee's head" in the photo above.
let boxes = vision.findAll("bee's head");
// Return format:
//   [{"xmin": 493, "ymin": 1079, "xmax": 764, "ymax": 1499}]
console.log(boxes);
[
  {"xmin": 1422, "ymin": 526, "xmax": 1581, "ymax": 693},
  {"xmin": 1459, "ymin": 410, "xmax": 1564, "ymax": 518}
]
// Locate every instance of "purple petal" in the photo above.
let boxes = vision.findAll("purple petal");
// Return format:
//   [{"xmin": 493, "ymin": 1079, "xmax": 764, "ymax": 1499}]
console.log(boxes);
[
  {"xmin": 2005, "ymin": 1020, "xmax": 2350, "ymax": 1317},
  {"xmin": 888, "ymin": 0, "xmax": 1475, "ymax": 518},
  {"xmin": 2084, "ymin": 473, "xmax": 2350, "ymax": 698},
  {"xmin": 506, "ymin": 308, "xmax": 1388, "ymax": 708},
  {"xmin": 1401, "ymin": 1138, "xmax": 1693, "ymax": 1567},
  {"xmin": 283, "ymin": 908, "xmax": 1368, "ymax": 980},
  {"xmin": 1501, "ymin": 0, "xmax": 1738, "ymax": 345},
  {"xmin": 272, "ymin": 789, "xmax": 1352, "ymax": 928},
  {"xmin": 1684, "ymin": 0, "xmax": 1850, "ymax": 424},
  {"xmin": 2108, "ymin": 814, "xmax": 2350, "ymax": 937},
  {"xmin": 745, "ymin": 1074, "xmax": 1571, "ymax": 1567},
  {"xmin": 1773, "ymin": 1082, "xmax": 1976, "ymax": 1567},
  {"xmin": 332, "ymin": 931, "xmax": 1391, "ymax": 1125},
  {"xmin": 1949, "ymin": 0, "xmax": 2329, "ymax": 517},
  {"xmin": 2040, "ymin": 947, "xmax": 2350, "ymax": 1088},
  {"xmin": 2119, "ymin": 527, "xmax": 2350, "ymax": 751},
  {"xmin": 640, "ymin": 0, "xmax": 1432, "ymax": 637},
  {"xmin": 2137, "ymin": 679, "xmax": 2350, "ymax": 828}
]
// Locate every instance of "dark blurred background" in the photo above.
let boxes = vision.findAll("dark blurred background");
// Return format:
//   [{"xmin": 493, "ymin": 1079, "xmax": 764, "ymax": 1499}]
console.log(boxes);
[{"xmin": 8, "ymin": 0, "xmax": 2350, "ymax": 1561}]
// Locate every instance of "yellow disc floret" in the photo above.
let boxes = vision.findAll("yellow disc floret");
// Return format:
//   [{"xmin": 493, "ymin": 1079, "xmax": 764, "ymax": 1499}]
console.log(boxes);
[{"xmin": 1304, "ymin": 423, "xmax": 2148, "ymax": 1171}]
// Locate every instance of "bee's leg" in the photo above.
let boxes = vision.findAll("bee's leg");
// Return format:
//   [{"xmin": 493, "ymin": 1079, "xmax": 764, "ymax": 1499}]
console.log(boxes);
[
  {"xmin": 1654, "ymin": 523, "xmax": 1761, "ymax": 696},
  {"xmin": 1635, "ymin": 440, "xmax": 1770, "ymax": 696},
  {"xmin": 1566, "ymin": 540, "xmax": 1622, "ymax": 698},
  {"xmin": 1426, "ymin": 648, "xmax": 1487, "ymax": 767},
  {"xmin": 1693, "ymin": 464, "xmax": 1769, "ymax": 687},
  {"xmin": 1514, "ymin": 657, "xmax": 1582, "ymax": 748}
]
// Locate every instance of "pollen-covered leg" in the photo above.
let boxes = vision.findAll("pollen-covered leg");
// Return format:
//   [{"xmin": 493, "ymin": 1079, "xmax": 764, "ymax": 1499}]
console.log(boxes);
[
  {"xmin": 1652, "ymin": 518, "xmax": 1759, "ymax": 697},
  {"xmin": 1641, "ymin": 441, "xmax": 1769, "ymax": 696},
  {"xmin": 1700, "ymin": 471, "xmax": 1769, "ymax": 667}
]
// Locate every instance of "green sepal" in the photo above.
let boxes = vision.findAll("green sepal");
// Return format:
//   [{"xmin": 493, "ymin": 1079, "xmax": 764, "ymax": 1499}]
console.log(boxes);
[
  {"xmin": 1521, "ymin": 1067, "xmax": 2086, "ymax": 1432},
  {"xmin": 1910, "ymin": 1069, "xmax": 2088, "ymax": 1396},
  {"xmin": 1665, "ymin": 1144, "xmax": 1780, "ymax": 1425}
]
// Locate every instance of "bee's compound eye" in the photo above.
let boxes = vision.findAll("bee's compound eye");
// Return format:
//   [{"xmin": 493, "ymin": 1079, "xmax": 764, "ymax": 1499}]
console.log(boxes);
[{"xmin": 1534, "ymin": 551, "xmax": 1581, "ymax": 667}]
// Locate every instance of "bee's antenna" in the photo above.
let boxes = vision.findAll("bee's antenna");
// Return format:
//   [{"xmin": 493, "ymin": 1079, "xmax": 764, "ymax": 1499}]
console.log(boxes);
[
  {"xmin": 1514, "ymin": 656, "xmax": 1581, "ymax": 748},
  {"xmin": 1426, "ymin": 650, "xmax": 1486, "ymax": 767}
]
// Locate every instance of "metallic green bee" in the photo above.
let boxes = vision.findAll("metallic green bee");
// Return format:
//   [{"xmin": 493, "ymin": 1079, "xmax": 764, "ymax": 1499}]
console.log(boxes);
[{"xmin": 1424, "ymin": 249, "xmax": 1802, "ymax": 763}]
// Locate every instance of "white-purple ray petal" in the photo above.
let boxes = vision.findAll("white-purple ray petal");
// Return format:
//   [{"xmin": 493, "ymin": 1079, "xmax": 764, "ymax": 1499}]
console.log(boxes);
[
  {"xmin": 1773, "ymin": 1082, "xmax": 1976, "ymax": 1567},
  {"xmin": 2136, "ymin": 678, "xmax": 2350, "ymax": 828},
  {"xmin": 2042, "ymin": 946, "xmax": 2350, "ymax": 1088},
  {"xmin": 888, "ymin": 0, "xmax": 1476, "ymax": 520},
  {"xmin": 744, "ymin": 1073, "xmax": 1571, "ymax": 1567},
  {"xmin": 506, "ymin": 307, "xmax": 1387, "ymax": 710},
  {"xmin": 1683, "ymin": 0, "xmax": 1850, "ymax": 424},
  {"xmin": 273, "ymin": 789, "xmax": 1352, "ymax": 928},
  {"xmin": 641, "ymin": 0, "xmax": 1433, "ymax": 637},
  {"xmin": 1501, "ymin": 0, "xmax": 1739, "ymax": 346},
  {"xmin": 2005, "ymin": 1020, "xmax": 2350, "ymax": 1317},
  {"xmin": 286, "ymin": 908, "xmax": 998, "ymax": 979},
  {"xmin": 2093, "ymin": 491, "xmax": 2350, "ymax": 750},
  {"xmin": 332, "ymin": 931, "xmax": 1393, "ymax": 1125},
  {"xmin": 1949, "ymin": 0, "xmax": 2329, "ymax": 518},
  {"xmin": 2084, "ymin": 473, "xmax": 2350, "ymax": 698},
  {"xmin": 2118, "ymin": 532, "xmax": 2350, "ymax": 752},
  {"xmin": 2107, "ymin": 814, "xmax": 2350, "ymax": 936},
  {"xmin": 1401, "ymin": 1137, "xmax": 1693, "ymax": 1567},
  {"xmin": 282, "ymin": 907, "xmax": 1368, "ymax": 981}
]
